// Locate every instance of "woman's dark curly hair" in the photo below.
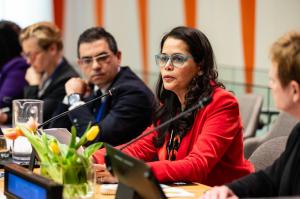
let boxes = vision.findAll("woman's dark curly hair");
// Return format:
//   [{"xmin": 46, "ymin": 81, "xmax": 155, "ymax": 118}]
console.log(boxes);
[
  {"xmin": 153, "ymin": 26, "xmax": 224, "ymax": 147},
  {"xmin": 0, "ymin": 20, "xmax": 22, "ymax": 69}
]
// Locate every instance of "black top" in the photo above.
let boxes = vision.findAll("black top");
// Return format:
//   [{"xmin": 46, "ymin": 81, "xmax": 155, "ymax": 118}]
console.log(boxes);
[
  {"xmin": 51, "ymin": 66, "xmax": 156, "ymax": 146},
  {"xmin": 228, "ymin": 122, "xmax": 300, "ymax": 197},
  {"xmin": 24, "ymin": 58, "xmax": 79, "ymax": 125}
]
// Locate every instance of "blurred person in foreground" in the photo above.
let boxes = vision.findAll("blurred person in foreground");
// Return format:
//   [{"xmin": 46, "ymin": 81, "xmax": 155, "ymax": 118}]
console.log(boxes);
[
  {"xmin": 0, "ymin": 20, "xmax": 29, "ymax": 125},
  {"xmin": 93, "ymin": 26, "xmax": 253, "ymax": 185},
  {"xmin": 19, "ymin": 21, "xmax": 79, "ymax": 125},
  {"xmin": 52, "ymin": 27, "xmax": 156, "ymax": 145},
  {"xmin": 201, "ymin": 31, "xmax": 300, "ymax": 198}
]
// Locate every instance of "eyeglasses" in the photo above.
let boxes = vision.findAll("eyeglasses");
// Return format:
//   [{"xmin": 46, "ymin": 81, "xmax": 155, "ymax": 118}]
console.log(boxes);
[
  {"xmin": 79, "ymin": 53, "xmax": 111, "ymax": 67},
  {"xmin": 21, "ymin": 50, "xmax": 43, "ymax": 61},
  {"xmin": 155, "ymin": 53, "xmax": 193, "ymax": 68}
]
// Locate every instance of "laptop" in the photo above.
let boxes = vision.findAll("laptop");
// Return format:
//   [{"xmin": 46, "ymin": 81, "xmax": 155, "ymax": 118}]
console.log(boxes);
[{"xmin": 105, "ymin": 143, "xmax": 167, "ymax": 199}]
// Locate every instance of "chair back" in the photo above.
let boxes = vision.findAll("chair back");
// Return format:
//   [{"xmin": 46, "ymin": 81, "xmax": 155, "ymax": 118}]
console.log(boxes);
[
  {"xmin": 244, "ymin": 112, "xmax": 298, "ymax": 158},
  {"xmin": 238, "ymin": 94, "xmax": 263, "ymax": 139},
  {"xmin": 249, "ymin": 136, "xmax": 288, "ymax": 171}
]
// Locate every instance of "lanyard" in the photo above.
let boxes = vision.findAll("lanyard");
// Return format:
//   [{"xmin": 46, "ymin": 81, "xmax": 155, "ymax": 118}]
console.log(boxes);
[{"xmin": 96, "ymin": 98, "xmax": 107, "ymax": 122}]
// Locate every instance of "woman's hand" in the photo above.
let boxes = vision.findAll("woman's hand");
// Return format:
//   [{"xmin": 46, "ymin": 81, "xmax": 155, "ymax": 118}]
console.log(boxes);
[
  {"xmin": 200, "ymin": 186, "xmax": 238, "ymax": 199},
  {"xmin": 25, "ymin": 66, "xmax": 42, "ymax": 85},
  {"xmin": 0, "ymin": 112, "xmax": 8, "ymax": 124},
  {"xmin": 94, "ymin": 163, "xmax": 118, "ymax": 184}
]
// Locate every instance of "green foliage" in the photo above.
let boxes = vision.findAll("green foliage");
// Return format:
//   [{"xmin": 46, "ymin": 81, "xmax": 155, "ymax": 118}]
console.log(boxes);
[{"xmin": 19, "ymin": 125, "xmax": 102, "ymax": 198}]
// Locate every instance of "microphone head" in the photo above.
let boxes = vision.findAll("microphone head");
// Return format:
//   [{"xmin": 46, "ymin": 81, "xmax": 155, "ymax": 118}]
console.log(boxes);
[{"xmin": 108, "ymin": 87, "xmax": 117, "ymax": 96}]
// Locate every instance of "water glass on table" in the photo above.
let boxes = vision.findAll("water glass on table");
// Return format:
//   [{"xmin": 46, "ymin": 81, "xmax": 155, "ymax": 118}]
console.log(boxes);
[{"xmin": 12, "ymin": 99, "xmax": 43, "ymax": 164}]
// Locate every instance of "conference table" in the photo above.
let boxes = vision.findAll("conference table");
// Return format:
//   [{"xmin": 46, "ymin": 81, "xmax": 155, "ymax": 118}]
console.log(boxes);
[
  {"xmin": 95, "ymin": 183, "xmax": 210, "ymax": 198},
  {"xmin": 0, "ymin": 172, "xmax": 211, "ymax": 198},
  {"xmin": 0, "ymin": 127, "xmax": 211, "ymax": 199}
]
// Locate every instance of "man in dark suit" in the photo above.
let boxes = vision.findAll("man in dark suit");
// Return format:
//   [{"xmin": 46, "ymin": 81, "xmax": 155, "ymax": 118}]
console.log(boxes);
[
  {"xmin": 20, "ymin": 22, "xmax": 79, "ymax": 126},
  {"xmin": 55, "ymin": 27, "xmax": 156, "ymax": 146}
]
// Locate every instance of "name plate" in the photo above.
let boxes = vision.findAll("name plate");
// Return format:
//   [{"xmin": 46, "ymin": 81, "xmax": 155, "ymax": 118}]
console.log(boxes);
[{"xmin": 4, "ymin": 164, "xmax": 63, "ymax": 199}]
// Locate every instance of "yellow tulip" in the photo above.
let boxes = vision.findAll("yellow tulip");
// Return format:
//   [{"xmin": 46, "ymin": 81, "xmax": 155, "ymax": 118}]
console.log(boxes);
[
  {"xmin": 49, "ymin": 141, "xmax": 60, "ymax": 154},
  {"xmin": 86, "ymin": 125, "xmax": 100, "ymax": 141}
]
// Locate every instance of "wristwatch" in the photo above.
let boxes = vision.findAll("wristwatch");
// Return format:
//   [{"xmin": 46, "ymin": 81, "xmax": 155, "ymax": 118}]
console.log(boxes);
[{"xmin": 68, "ymin": 93, "xmax": 81, "ymax": 106}]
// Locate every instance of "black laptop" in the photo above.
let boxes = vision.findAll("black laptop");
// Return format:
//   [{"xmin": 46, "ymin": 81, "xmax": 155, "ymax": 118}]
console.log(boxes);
[{"xmin": 105, "ymin": 143, "xmax": 167, "ymax": 199}]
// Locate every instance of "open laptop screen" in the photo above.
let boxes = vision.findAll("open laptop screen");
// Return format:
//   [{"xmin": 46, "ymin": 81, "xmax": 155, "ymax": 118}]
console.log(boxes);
[{"xmin": 105, "ymin": 143, "xmax": 167, "ymax": 199}]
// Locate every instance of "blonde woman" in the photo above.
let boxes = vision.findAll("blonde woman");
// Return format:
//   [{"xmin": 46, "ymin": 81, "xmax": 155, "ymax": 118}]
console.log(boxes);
[{"xmin": 20, "ymin": 22, "xmax": 79, "ymax": 125}]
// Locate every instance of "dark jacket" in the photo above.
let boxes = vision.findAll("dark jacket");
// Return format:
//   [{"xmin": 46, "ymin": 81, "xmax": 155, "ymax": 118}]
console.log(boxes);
[
  {"xmin": 228, "ymin": 122, "xmax": 300, "ymax": 197},
  {"xmin": 24, "ymin": 58, "xmax": 79, "ymax": 125},
  {"xmin": 52, "ymin": 66, "xmax": 156, "ymax": 146}
]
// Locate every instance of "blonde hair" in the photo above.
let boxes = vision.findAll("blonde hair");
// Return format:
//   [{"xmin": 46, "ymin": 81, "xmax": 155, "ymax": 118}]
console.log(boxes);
[
  {"xmin": 270, "ymin": 31, "xmax": 300, "ymax": 87},
  {"xmin": 20, "ymin": 21, "xmax": 63, "ymax": 51}
]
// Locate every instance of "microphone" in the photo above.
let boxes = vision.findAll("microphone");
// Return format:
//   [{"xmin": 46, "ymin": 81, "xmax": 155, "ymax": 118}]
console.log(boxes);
[
  {"xmin": 37, "ymin": 87, "xmax": 117, "ymax": 129},
  {"xmin": 119, "ymin": 96, "xmax": 212, "ymax": 151}
]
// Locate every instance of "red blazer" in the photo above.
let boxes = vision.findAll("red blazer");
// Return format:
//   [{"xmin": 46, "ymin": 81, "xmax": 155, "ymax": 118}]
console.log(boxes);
[{"xmin": 93, "ymin": 87, "xmax": 254, "ymax": 186}]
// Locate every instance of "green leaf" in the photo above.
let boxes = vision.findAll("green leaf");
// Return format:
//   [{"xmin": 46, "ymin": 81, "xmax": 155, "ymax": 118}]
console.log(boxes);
[
  {"xmin": 19, "ymin": 126, "xmax": 48, "ymax": 163},
  {"xmin": 70, "ymin": 126, "xmax": 76, "ymax": 149},
  {"xmin": 83, "ymin": 142, "xmax": 103, "ymax": 159}
]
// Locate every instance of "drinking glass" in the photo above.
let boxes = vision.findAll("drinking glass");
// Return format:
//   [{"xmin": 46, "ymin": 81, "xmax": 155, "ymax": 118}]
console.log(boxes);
[
  {"xmin": 12, "ymin": 99, "xmax": 43, "ymax": 164},
  {"xmin": 0, "ymin": 135, "xmax": 9, "ymax": 159}
]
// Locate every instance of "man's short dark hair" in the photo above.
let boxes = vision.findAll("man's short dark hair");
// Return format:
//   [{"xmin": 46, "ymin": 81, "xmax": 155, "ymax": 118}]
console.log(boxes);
[{"xmin": 77, "ymin": 27, "xmax": 118, "ymax": 58}]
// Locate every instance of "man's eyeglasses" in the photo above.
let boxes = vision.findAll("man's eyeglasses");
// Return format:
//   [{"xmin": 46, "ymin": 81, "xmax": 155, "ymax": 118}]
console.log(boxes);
[
  {"xmin": 155, "ymin": 54, "xmax": 193, "ymax": 68},
  {"xmin": 79, "ymin": 53, "xmax": 111, "ymax": 67}
]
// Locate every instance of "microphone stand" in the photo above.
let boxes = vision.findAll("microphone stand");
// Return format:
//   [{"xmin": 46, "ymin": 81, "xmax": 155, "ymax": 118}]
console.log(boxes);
[
  {"xmin": 28, "ymin": 88, "xmax": 116, "ymax": 170},
  {"xmin": 37, "ymin": 88, "xmax": 115, "ymax": 129}
]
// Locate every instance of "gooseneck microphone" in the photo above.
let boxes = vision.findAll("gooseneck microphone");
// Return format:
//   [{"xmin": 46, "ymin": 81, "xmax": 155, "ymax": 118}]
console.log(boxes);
[
  {"xmin": 37, "ymin": 87, "xmax": 116, "ymax": 129},
  {"xmin": 119, "ymin": 96, "xmax": 212, "ymax": 151}
]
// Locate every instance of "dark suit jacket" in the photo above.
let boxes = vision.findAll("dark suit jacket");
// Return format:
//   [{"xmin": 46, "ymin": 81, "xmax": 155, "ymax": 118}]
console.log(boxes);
[
  {"xmin": 24, "ymin": 58, "xmax": 79, "ymax": 126},
  {"xmin": 52, "ymin": 66, "xmax": 156, "ymax": 146},
  {"xmin": 228, "ymin": 122, "xmax": 300, "ymax": 196}
]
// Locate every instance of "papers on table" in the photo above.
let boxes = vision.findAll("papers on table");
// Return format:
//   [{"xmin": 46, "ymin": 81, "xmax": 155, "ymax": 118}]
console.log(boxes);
[
  {"xmin": 100, "ymin": 183, "xmax": 195, "ymax": 197},
  {"xmin": 0, "ymin": 192, "xmax": 6, "ymax": 199},
  {"xmin": 162, "ymin": 184, "xmax": 195, "ymax": 197},
  {"xmin": 43, "ymin": 128, "xmax": 84, "ymax": 153},
  {"xmin": 43, "ymin": 128, "xmax": 72, "ymax": 144},
  {"xmin": 100, "ymin": 184, "xmax": 118, "ymax": 195}
]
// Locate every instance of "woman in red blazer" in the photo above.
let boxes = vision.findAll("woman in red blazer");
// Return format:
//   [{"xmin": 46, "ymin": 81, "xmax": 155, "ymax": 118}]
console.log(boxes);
[{"xmin": 93, "ymin": 26, "xmax": 253, "ymax": 186}]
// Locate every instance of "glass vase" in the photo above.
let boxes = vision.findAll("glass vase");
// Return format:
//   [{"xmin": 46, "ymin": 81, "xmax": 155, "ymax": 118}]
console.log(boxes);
[{"xmin": 40, "ymin": 163, "xmax": 95, "ymax": 199}]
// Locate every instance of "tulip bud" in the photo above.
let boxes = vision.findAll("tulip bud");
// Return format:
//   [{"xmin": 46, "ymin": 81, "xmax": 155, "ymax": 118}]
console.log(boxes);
[
  {"xmin": 26, "ymin": 117, "xmax": 38, "ymax": 132},
  {"xmin": 49, "ymin": 140, "xmax": 60, "ymax": 154},
  {"xmin": 86, "ymin": 126, "xmax": 100, "ymax": 141},
  {"xmin": 15, "ymin": 126, "xmax": 24, "ymax": 137}
]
